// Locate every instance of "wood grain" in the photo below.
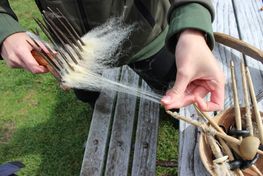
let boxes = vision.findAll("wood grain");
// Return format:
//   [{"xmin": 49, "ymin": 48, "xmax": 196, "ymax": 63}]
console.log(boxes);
[
  {"xmin": 131, "ymin": 81, "xmax": 160, "ymax": 176},
  {"xmin": 232, "ymin": 0, "xmax": 263, "ymax": 107},
  {"xmin": 104, "ymin": 66, "xmax": 139, "ymax": 175},
  {"xmin": 80, "ymin": 68, "xmax": 120, "ymax": 176}
]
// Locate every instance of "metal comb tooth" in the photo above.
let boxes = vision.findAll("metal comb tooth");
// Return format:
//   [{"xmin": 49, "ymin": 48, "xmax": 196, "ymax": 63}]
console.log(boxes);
[
  {"xmin": 42, "ymin": 11, "xmax": 81, "ymax": 64},
  {"xmin": 33, "ymin": 9, "xmax": 91, "ymax": 73},
  {"xmin": 26, "ymin": 40, "xmax": 61, "ymax": 81},
  {"xmin": 55, "ymin": 8, "xmax": 85, "ymax": 46},
  {"xmin": 42, "ymin": 10, "xmax": 84, "ymax": 60},
  {"xmin": 34, "ymin": 16, "xmax": 75, "ymax": 69},
  {"xmin": 47, "ymin": 7, "xmax": 84, "ymax": 51},
  {"xmin": 28, "ymin": 37, "xmax": 62, "ymax": 72},
  {"xmin": 56, "ymin": 48, "xmax": 75, "ymax": 72},
  {"xmin": 33, "ymin": 18, "xmax": 59, "ymax": 49},
  {"xmin": 42, "ymin": 42, "xmax": 65, "ymax": 70}
]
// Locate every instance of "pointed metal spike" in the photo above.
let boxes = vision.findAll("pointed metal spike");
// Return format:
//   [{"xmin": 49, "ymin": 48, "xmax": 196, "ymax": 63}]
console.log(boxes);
[
  {"xmin": 28, "ymin": 49, "xmax": 62, "ymax": 81},
  {"xmin": 34, "ymin": 18, "xmax": 72, "ymax": 74},
  {"xmin": 27, "ymin": 39, "xmax": 61, "ymax": 73},
  {"xmin": 56, "ymin": 8, "xmax": 85, "ymax": 45},
  {"xmin": 47, "ymin": 7, "xmax": 84, "ymax": 51},
  {"xmin": 27, "ymin": 37, "xmax": 61, "ymax": 71},
  {"xmin": 26, "ymin": 39, "xmax": 40, "ymax": 50},
  {"xmin": 39, "ymin": 15, "xmax": 62, "ymax": 45},
  {"xmin": 42, "ymin": 42, "xmax": 65, "ymax": 69},
  {"xmin": 41, "ymin": 13, "xmax": 80, "ymax": 64},
  {"xmin": 57, "ymin": 49, "xmax": 75, "ymax": 71},
  {"xmin": 33, "ymin": 18, "xmax": 58, "ymax": 48},
  {"xmin": 41, "ymin": 51, "xmax": 61, "ymax": 72},
  {"xmin": 31, "ymin": 27, "xmax": 40, "ymax": 36},
  {"xmin": 42, "ymin": 11, "xmax": 83, "ymax": 61}
]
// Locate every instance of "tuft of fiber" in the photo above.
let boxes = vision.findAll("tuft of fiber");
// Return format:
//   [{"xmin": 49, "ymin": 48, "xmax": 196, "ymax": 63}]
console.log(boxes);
[{"xmin": 58, "ymin": 18, "xmax": 162, "ymax": 103}]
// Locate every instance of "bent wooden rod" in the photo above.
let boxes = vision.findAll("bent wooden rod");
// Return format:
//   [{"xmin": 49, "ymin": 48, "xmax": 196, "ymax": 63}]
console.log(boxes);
[{"xmin": 214, "ymin": 32, "xmax": 263, "ymax": 63}]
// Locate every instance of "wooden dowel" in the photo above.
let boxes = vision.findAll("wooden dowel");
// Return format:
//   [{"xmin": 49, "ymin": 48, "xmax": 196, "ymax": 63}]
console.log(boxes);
[
  {"xmin": 194, "ymin": 105, "xmax": 224, "ymax": 133},
  {"xmin": 230, "ymin": 61, "xmax": 242, "ymax": 140},
  {"xmin": 207, "ymin": 134, "xmax": 225, "ymax": 159},
  {"xmin": 167, "ymin": 111, "xmax": 240, "ymax": 144},
  {"xmin": 246, "ymin": 67, "xmax": 263, "ymax": 143},
  {"xmin": 241, "ymin": 62, "xmax": 253, "ymax": 136},
  {"xmin": 194, "ymin": 105, "xmax": 243, "ymax": 170},
  {"xmin": 214, "ymin": 32, "xmax": 263, "ymax": 64},
  {"xmin": 166, "ymin": 111, "xmax": 263, "ymax": 156},
  {"xmin": 251, "ymin": 165, "xmax": 263, "ymax": 176},
  {"xmin": 206, "ymin": 134, "xmax": 233, "ymax": 176}
]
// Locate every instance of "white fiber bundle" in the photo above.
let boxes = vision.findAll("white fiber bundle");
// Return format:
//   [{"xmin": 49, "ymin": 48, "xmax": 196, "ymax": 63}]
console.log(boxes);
[{"xmin": 57, "ymin": 18, "xmax": 162, "ymax": 103}]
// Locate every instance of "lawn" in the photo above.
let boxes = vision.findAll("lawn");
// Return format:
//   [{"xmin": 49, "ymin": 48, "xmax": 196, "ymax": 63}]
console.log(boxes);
[{"xmin": 0, "ymin": 1, "xmax": 178, "ymax": 175}]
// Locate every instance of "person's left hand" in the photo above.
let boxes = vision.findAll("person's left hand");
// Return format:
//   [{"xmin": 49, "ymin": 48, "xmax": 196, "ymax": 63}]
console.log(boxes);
[{"xmin": 161, "ymin": 29, "xmax": 225, "ymax": 112}]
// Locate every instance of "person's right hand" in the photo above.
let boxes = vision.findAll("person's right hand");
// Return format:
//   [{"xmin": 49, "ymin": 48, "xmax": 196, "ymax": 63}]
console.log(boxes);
[{"xmin": 0, "ymin": 32, "xmax": 48, "ymax": 74}]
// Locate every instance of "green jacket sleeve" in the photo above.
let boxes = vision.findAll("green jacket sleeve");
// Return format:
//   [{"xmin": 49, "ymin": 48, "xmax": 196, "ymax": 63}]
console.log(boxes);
[
  {"xmin": 165, "ymin": 0, "xmax": 215, "ymax": 53},
  {"xmin": 0, "ymin": 1, "xmax": 25, "ymax": 48}
]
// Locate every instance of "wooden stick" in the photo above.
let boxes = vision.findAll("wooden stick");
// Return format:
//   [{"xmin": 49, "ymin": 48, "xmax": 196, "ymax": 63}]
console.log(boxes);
[
  {"xmin": 194, "ymin": 106, "xmax": 244, "ymax": 175},
  {"xmin": 241, "ymin": 62, "xmax": 254, "ymax": 136},
  {"xmin": 206, "ymin": 134, "xmax": 232, "ymax": 176},
  {"xmin": 194, "ymin": 75, "xmax": 261, "ymax": 175},
  {"xmin": 251, "ymin": 165, "xmax": 263, "ymax": 176},
  {"xmin": 236, "ymin": 170, "xmax": 244, "ymax": 176},
  {"xmin": 214, "ymin": 32, "xmax": 263, "ymax": 64},
  {"xmin": 207, "ymin": 134, "xmax": 225, "ymax": 159},
  {"xmin": 246, "ymin": 67, "xmax": 263, "ymax": 143},
  {"xmin": 194, "ymin": 105, "xmax": 224, "ymax": 133},
  {"xmin": 166, "ymin": 111, "xmax": 263, "ymax": 156},
  {"xmin": 167, "ymin": 111, "xmax": 240, "ymax": 144},
  {"xmin": 230, "ymin": 61, "xmax": 242, "ymax": 140}
]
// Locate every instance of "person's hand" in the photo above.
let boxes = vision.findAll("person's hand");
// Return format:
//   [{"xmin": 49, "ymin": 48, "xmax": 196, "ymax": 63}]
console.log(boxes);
[
  {"xmin": 161, "ymin": 29, "xmax": 225, "ymax": 112},
  {"xmin": 0, "ymin": 32, "xmax": 48, "ymax": 73}
]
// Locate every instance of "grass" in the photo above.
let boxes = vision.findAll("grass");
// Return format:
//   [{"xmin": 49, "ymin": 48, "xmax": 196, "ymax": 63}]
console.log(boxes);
[{"xmin": 0, "ymin": 1, "xmax": 178, "ymax": 175}]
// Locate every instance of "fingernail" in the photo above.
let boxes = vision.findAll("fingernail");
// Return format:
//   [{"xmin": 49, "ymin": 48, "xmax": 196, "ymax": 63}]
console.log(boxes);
[{"xmin": 161, "ymin": 96, "xmax": 171, "ymax": 103}]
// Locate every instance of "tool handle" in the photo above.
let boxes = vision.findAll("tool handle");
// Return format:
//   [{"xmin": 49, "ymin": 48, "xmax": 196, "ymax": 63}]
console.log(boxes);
[{"xmin": 31, "ymin": 50, "xmax": 60, "ymax": 79}]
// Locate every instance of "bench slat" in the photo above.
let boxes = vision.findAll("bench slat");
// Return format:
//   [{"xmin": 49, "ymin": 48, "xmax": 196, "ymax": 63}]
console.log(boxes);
[
  {"xmin": 213, "ymin": 0, "xmax": 243, "ymax": 108},
  {"xmin": 232, "ymin": 0, "xmax": 263, "ymax": 108},
  {"xmin": 80, "ymin": 68, "xmax": 120, "ymax": 176},
  {"xmin": 131, "ymin": 81, "xmax": 160, "ymax": 176},
  {"xmin": 105, "ymin": 66, "xmax": 139, "ymax": 175}
]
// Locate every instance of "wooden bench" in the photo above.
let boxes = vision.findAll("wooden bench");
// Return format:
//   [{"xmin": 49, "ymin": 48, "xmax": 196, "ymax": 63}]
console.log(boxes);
[
  {"xmin": 178, "ymin": 0, "xmax": 263, "ymax": 175},
  {"xmin": 80, "ymin": 66, "xmax": 160, "ymax": 175},
  {"xmin": 80, "ymin": 0, "xmax": 263, "ymax": 175}
]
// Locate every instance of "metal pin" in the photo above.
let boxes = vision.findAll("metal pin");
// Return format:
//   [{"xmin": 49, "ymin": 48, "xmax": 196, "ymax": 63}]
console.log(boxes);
[
  {"xmin": 33, "ymin": 17, "xmax": 59, "ymax": 49},
  {"xmin": 27, "ymin": 39, "xmax": 61, "ymax": 74},
  {"xmin": 55, "ymin": 8, "xmax": 85, "ymax": 45},
  {"xmin": 42, "ymin": 12, "xmax": 81, "ymax": 64},
  {"xmin": 47, "ymin": 7, "xmax": 84, "ymax": 51}
]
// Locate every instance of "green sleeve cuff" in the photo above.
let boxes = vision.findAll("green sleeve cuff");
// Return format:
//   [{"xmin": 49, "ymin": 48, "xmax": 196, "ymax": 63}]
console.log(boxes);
[
  {"xmin": 165, "ymin": 3, "xmax": 215, "ymax": 53},
  {"xmin": 0, "ymin": 13, "xmax": 25, "ymax": 44},
  {"xmin": 0, "ymin": 13, "xmax": 25, "ymax": 60}
]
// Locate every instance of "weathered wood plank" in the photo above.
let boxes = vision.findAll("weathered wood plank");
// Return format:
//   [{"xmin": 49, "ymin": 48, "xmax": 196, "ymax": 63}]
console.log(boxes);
[
  {"xmin": 178, "ymin": 108, "xmax": 210, "ymax": 176},
  {"xmin": 131, "ymin": 81, "xmax": 160, "ymax": 176},
  {"xmin": 178, "ymin": 0, "xmax": 243, "ymax": 175},
  {"xmin": 104, "ymin": 66, "xmax": 139, "ymax": 175},
  {"xmin": 232, "ymin": 0, "xmax": 263, "ymax": 108},
  {"xmin": 80, "ymin": 68, "xmax": 120, "ymax": 176},
  {"xmin": 213, "ymin": 0, "xmax": 243, "ymax": 108}
]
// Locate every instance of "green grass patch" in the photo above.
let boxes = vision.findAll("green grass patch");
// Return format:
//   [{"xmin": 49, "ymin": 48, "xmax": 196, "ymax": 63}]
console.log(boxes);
[{"xmin": 0, "ymin": 1, "xmax": 178, "ymax": 175}]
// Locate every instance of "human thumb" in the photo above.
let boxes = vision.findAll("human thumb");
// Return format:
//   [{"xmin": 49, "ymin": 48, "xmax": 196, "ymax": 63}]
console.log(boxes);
[{"xmin": 161, "ymin": 73, "xmax": 190, "ymax": 104}]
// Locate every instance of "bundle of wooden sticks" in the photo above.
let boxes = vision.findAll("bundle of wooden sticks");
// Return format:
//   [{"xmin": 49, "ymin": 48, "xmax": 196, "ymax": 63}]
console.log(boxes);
[{"xmin": 168, "ymin": 61, "xmax": 263, "ymax": 176}]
